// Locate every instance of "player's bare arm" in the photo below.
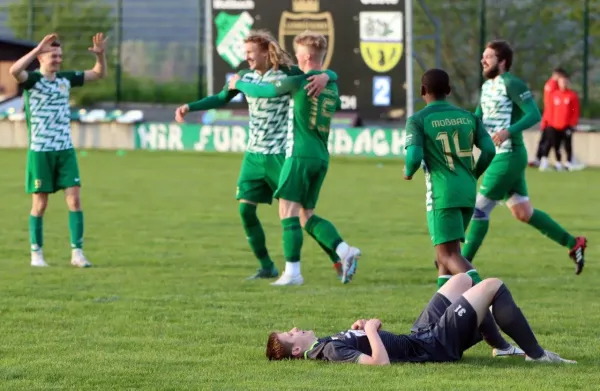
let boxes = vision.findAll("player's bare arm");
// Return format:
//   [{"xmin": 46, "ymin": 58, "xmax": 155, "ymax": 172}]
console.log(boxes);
[
  {"xmin": 357, "ymin": 319, "xmax": 390, "ymax": 366},
  {"xmin": 9, "ymin": 34, "xmax": 58, "ymax": 83},
  {"xmin": 84, "ymin": 33, "xmax": 108, "ymax": 82}
]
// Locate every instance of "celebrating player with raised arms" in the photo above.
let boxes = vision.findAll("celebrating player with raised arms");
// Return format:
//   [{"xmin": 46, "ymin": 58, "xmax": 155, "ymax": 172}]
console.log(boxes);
[
  {"xmin": 10, "ymin": 33, "xmax": 108, "ymax": 268},
  {"xmin": 463, "ymin": 40, "xmax": 587, "ymax": 274},
  {"xmin": 229, "ymin": 31, "xmax": 360, "ymax": 286},
  {"xmin": 175, "ymin": 30, "xmax": 346, "ymax": 282},
  {"xmin": 404, "ymin": 68, "xmax": 523, "ymax": 358}
]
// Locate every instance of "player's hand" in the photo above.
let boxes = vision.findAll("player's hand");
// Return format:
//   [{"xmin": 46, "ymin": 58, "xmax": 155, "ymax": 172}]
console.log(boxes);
[
  {"xmin": 364, "ymin": 319, "xmax": 382, "ymax": 333},
  {"xmin": 351, "ymin": 319, "xmax": 367, "ymax": 330},
  {"xmin": 175, "ymin": 104, "xmax": 189, "ymax": 123},
  {"xmin": 88, "ymin": 33, "xmax": 108, "ymax": 55},
  {"xmin": 403, "ymin": 167, "xmax": 412, "ymax": 180},
  {"xmin": 305, "ymin": 73, "xmax": 329, "ymax": 97},
  {"xmin": 36, "ymin": 33, "xmax": 59, "ymax": 54},
  {"xmin": 492, "ymin": 129, "xmax": 509, "ymax": 146},
  {"xmin": 228, "ymin": 74, "xmax": 241, "ymax": 90}
]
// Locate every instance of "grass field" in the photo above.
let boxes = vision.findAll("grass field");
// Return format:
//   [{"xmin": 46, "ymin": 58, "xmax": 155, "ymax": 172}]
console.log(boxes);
[{"xmin": 0, "ymin": 149, "xmax": 599, "ymax": 390}]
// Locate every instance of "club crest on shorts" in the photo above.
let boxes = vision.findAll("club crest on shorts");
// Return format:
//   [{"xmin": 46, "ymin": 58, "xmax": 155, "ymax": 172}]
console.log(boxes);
[
  {"xmin": 279, "ymin": 0, "xmax": 335, "ymax": 69},
  {"xmin": 359, "ymin": 11, "xmax": 404, "ymax": 73},
  {"xmin": 34, "ymin": 179, "xmax": 42, "ymax": 189}
]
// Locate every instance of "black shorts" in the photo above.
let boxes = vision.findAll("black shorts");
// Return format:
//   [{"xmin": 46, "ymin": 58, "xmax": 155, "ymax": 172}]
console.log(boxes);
[{"xmin": 411, "ymin": 293, "xmax": 480, "ymax": 361}]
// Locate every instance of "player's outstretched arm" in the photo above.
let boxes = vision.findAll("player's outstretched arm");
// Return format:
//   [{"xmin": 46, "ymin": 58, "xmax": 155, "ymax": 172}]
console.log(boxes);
[
  {"xmin": 9, "ymin": 33, "xmax": 58, "ymax": 84},
  {"xmin": 473, "ymin": 117, "xmax": 496, "ymax": 178},
  {"xmin": 234, "ymin": 75, "xmax": 306, "ymax": 98},
  {"xmin": 505, "ymin": 78, "xmax": 542, "ymax": 135},
  {"xmin": 403, "ymin": 117, "xmax": 425, "ymax": 179},
  {"xmin": 84, "ymin": 33, "xmax": 108, "ymax": 82}
]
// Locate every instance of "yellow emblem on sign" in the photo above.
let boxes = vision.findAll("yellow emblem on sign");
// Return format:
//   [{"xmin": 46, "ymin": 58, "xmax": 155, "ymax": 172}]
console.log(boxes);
[
  {"xmin": 359, "ymin": 11, "xmax": 404, "ymax": 73},
  {"xmin": 279, "ymin": 0, "xmax": 335, "ymax": 69}
]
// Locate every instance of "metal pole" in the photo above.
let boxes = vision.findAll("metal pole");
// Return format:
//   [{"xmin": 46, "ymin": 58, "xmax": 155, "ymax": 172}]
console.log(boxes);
[
  {"xmin": 197, "ymin": 0, "xmax": 204, "ymax": 98},
  {"xmin": 405, "ymin": 0, "xmax": 414, "ymax": 118},
  {"xmin": 205, "ymin": 0, "xmax": 214, "ymax": 96},
  {"xmin": 478, "ymin": 0, "xmax": 486, "ymax": 87},
  {"xmin": 27, "ymin": 0, "xmax": 34, "ymax": 40},
  {"xmin": 115, "ymin": 0, "xmax": 123, "ymax": 104},
  {"xmin": 582, "ymin": 0, "xmax": 589, "ymax": 113}
]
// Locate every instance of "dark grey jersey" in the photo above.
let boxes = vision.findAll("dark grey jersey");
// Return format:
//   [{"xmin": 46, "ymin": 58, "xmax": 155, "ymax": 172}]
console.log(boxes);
[{"xmin": 306, "ymin": 329, "xmax": 437, "ymax": 363}]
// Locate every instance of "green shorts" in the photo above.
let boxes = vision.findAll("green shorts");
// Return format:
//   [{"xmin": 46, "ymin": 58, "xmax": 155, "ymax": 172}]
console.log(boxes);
[
  {"xmin": 479, "ymin": 148, "xmax": 528, "ymax": 201},
  {"xmin": 236, "ymin": 152, "xmax": 285, "ymax": 204},
  {"xmin": 427, "ymin": 207, "xmax": 474, "ymax": 246},
  {"xmin": 274, "ymin": 157, "xmax": 328, "ymax": 209},
  {"xmin": 25, "ymin": 148, "xmax": 81, "ymax": 194}
]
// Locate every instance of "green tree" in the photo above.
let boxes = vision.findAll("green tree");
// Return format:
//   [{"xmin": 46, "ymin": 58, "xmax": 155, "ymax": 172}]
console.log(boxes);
[
  {"xmin": 4, "ymin": 0, "xmax": 115, "ymax": 71},
  {"xmin": 412, "ymin": 0, "xmax": 598, "ymax": 109}
]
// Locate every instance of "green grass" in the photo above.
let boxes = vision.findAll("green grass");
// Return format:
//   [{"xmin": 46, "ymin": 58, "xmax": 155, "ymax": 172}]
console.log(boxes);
[{"xmin": 0, "ymin": 149, "xmax": 599, "ymax": 390}]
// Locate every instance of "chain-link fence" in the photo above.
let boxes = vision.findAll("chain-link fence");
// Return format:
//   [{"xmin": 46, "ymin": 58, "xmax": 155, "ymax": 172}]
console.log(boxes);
[
  {"xmin": 412, "ymin": 0, "xmax": 599, "ymax": 115},
  {"xmin": 0, "ymin": 0, "xmax": 204, "ymax": 105}
]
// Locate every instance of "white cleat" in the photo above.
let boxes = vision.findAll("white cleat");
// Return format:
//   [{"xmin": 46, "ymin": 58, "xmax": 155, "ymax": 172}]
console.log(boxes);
[
  {"xmin": 341, "ymin": 247, "xmax": 361, "ymax": 284},
  {"xmin": 493, "ymin": 345, "xmax": 525, "ymax": 357},
  {"xmin": 31, "ymin": 251, "xmax": 49, "ymax": 267},
  {"xmin": 526, "ymin": 350, "xmax": 577, "ymax": 364},
  {"xmin": 270, "ymin": 274, "xmax": 304, "ymax": 286},
  {"xmin": 71, "ymin": 249, "xmax": 92, "ymax": 268}
]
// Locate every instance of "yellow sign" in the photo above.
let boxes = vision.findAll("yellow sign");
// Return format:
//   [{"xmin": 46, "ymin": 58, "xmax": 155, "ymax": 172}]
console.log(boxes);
[
  {"xmin": 359, "ymin": 11, "xmax": 403, "ymax": 73},
  {"xmin": 279, "ymin": 0, "xmax": 334, "ymax": 69}
]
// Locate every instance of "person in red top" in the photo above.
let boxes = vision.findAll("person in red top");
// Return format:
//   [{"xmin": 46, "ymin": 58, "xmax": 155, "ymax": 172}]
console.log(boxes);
[
  {"xmin": 539, "ymin": 70, "xmax": 581, "ymax": 171},
  {"xmin": 529, "ymin": 68, "xmax": 562, "ymax": 167}
]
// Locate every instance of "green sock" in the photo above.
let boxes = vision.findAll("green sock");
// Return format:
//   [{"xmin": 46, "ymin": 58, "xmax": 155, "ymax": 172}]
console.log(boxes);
[
  {"xmin": 466, "ymin": 269, "xmax": 482, "ymax": 284},
  {"xmin": 29, "ymin": 215, "xmax": 43, "ymax": 251},
  {"xmin": 437, "ymin": 275, "xmax": 451, "ymax": 288},
  {"xmin": 462, "ymin": 219, "xmax": 490, "ymax": 262},
  {"xmin": 304, "ymin": 215, "xmax": 344, "ymax": 253},
  {"xmin": 239, "ymin": 203, "xmax": 273, "ymax": 270},
  {"xmin": 305, "ymin": 229, "xmax": 340, "ymax": 264},
  {"xmin": 68, "ymin": 211, "xmax": 84, "ymax": 249},
  {"xmin": 527, "ymin": 209, "xmax": 576, "ymax": 248},
  {"xmin": 282, "ymin": 217, "xmax": 303, "ymax": 263}
]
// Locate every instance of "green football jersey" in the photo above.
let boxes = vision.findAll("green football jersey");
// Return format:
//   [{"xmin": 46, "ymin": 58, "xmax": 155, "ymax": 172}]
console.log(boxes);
[
  {"xmin": 405, "ymin": 101, "xmax": 489, "ymax": 210},
  {"xmin": 478, "ymin": 72, "xmax": 538, "ymax": 153},
  {"xmin": 234, "ymin": 70, "xmax": 340, "ymax": 161},
  {"xmin": 22, "ymin": 71, "xmax": 85, "ymax": 152}
]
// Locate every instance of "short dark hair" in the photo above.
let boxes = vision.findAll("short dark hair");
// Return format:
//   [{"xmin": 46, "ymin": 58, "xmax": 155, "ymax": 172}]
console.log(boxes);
[
  {"xmin": 554, "ymin": 68, "xmax": 569, "ymax": 78},
  {"xmin": 486, "ymin": 39, "xmax": 513, "ymax": 71},
  {"xmin": 421, "ymin": 68, "xmax": 451, "ymax": 99},
  {"xmin": 50, "ymin": 40, "xmax": 61, "ymax": 47}
]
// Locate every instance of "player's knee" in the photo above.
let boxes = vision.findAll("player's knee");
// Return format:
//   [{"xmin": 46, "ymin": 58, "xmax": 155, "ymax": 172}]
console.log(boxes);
[
  {"xmin": 508, "ymin": 199, "xmax": 532, "ymax": 222},
  {"xmin": 279, "ymin": 199, "xmax": 300, "ymax": 219},
  {"xmin": 298, "ymin": 209, "xmax": 313, "ymax": 227},
  {"xmin": 453, "ymin": 273, "xmax": 472, "ymax": 289},
  {"xmin": 65, "ymin": 194, "xmax": 81, "ymax": 211},
  {"xmin": 479, "ymin": 278, "xmax": 504, "ymax": 296},
  {"xmin": 473, "ymin": 194, "xmax": 496, "ymax": 220},
  {"xmin": 31, "ymin": 195, "xmax": 48, "ymax": 215}
]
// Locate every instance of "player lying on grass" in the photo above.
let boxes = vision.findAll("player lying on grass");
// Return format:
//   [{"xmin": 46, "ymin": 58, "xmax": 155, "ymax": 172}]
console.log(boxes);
[
  {"xmin": 403, "ymin": 68, "xmax": 523, "ymax": 358},
  {"xmin": 175, "ymin": 30, "xmax": 347, "ymax": 283},
  {"xmin": 9, "ymin": 32, "xmax": 108, "ymax": 268},
  {"xmin": 266, "ymin": 273, "xmax": 576, "ymax": 365},
  {"xmin": 463, "ymin": 39, "xmax": 587, "ymax": 274},
  {"xmin": 228, "ymin": 31, "xmax": 360, "ymax": 286}
]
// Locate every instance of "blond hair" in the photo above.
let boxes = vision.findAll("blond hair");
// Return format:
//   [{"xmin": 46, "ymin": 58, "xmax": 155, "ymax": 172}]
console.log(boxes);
[
  {"xmin": 293, "ymin": 30, "xmax": 327, "ymax": 61},
  {"xmin": 244, "ymin": 29, "xmax": 294, "ymax": 70}
]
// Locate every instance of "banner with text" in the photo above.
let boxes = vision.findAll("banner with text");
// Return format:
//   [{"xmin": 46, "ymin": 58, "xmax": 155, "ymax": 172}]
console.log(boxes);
[
  {"xmin": 135, "ymin": 123, "xmax": 407, "ymax": 158},
  {"xmin": 208, "ymin": 0, "xmax": 407, "ymax": 121}
]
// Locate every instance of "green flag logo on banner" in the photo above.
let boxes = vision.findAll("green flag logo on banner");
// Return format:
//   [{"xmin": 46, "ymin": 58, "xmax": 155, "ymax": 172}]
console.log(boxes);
[{"xmin": 215, "ymin": 11, "xmax": 255, "ymax": 68}]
